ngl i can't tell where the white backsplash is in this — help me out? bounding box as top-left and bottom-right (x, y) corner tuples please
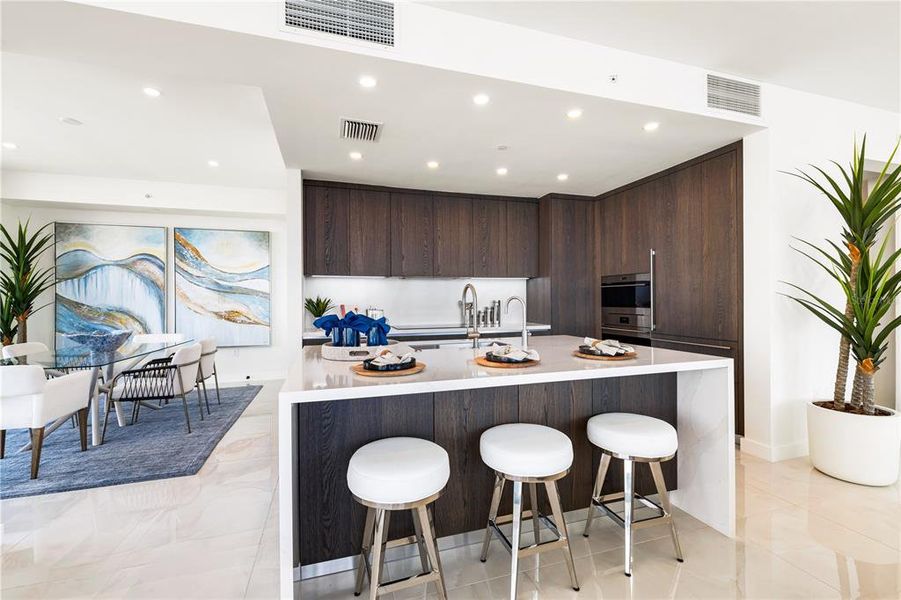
(303, 277), (529, 328)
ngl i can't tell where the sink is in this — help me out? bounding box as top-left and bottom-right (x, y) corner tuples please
(410, 339), (504, 350)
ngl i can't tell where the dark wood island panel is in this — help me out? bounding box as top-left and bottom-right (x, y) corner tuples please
(296, 375), (677, 566)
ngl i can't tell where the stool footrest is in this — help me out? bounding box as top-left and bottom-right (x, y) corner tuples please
(591, 493), (673, 530)
(487, 514), (567, 558)
(377, 570), (441, 595)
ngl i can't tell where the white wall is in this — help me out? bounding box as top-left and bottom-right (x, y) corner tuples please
(302, 277), (528, 331)
(741, 86), (900, 461)
(0, 171), (300, 382)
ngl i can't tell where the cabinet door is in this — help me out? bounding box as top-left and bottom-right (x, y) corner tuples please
(598, 193), (625, 275)
(390, 192), (434, 276)
(622, 185), (655, 275)
(548, 199), (595, 336)
(433, 194), (473, 277)
(472, 198), (507, 277)
(652, 152), (739, 341)
(347, 189), (390, 276)
(303, 184), (349, 275)
(506, 200), (539, 277)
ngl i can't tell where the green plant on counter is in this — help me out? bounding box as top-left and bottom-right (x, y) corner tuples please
(0, 220), (55, 344)
(0, 292), (18, 346)
(304, 295), (335, 318)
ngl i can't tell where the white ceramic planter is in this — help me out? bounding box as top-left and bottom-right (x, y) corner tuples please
(807, 401), (901, 486)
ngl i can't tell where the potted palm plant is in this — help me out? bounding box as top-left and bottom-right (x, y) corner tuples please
(786, 137), (901, 485)
(0, 220), (55, 343)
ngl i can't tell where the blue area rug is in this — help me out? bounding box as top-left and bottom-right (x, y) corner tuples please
(0, 385), (262, 499)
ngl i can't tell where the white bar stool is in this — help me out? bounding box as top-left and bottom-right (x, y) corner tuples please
(479, 423), (580, 599)
(347, 437), (450, 600)
(583, 412), (683, 576)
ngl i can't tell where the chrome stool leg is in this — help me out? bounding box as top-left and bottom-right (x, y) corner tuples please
(354, 508), (376, 596)
(584, 453), (611, 537)
(480, 470), (580, 599)
(584, 449), (682, 577)
(480, 475), (504, 562)
(650, 461), (684, 562)
(623, 459), (634, 577)
(545, 480), (580, 591)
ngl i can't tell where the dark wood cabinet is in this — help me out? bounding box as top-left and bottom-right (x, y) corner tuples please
(506, 200), (539, 277)
(347, 189), (390, 276)
(303, 184), (349, 276)
(433, 194), (473, 277)
(596, 141), (743, 433)
(390, 191), (435, 277)
(472, 199), (507, 277)
(528, 195), (597, 336)
(304, 180), (538, 279)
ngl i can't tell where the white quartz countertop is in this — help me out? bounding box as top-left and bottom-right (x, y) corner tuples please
(280, 335), (732, 403)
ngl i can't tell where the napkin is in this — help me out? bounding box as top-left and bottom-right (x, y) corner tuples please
(583, 337), (635, 356)
(489, 344), (540, 362)
(370, 349), (415, 366)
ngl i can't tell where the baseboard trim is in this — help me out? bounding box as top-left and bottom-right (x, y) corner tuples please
(740, 437), (808, 462)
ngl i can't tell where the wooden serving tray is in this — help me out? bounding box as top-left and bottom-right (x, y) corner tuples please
(475, 356), (540, 369)
(351, 362), (427, 377)
(572, 350), (638, 361)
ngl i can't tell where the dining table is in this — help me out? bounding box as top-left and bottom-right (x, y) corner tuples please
(5, 339), (193, 447)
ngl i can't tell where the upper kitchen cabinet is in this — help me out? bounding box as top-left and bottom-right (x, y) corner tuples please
(433, 194), (473, 277)
(347, 188), (391, 276)
(472, 198), (507, 277)
(653, 146), (741, 342)
(303, 182), (390, 276)
(390, 191), (435, 277)
(505, 200), (539, 277)
(303, 183), (350, 276)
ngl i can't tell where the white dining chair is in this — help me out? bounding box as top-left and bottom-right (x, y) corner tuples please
(103, 342), (203, 440)
(1, 342), (51, 360)
(0, 365), (94, 478)
(197, 338), (221, 407)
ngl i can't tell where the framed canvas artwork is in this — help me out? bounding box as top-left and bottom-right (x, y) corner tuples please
(174, 228), (271, 347)
(54, 223), (167, 352)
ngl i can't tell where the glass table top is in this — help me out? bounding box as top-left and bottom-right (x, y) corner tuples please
(3, 340), (193, 370)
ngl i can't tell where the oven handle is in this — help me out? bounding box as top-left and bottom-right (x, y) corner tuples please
(649, 248), (656, 332)
(600, 282), (649, 288)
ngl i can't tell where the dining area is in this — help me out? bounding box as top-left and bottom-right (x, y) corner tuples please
(0, 332), (235, 493)
(0, 216), (271, 498)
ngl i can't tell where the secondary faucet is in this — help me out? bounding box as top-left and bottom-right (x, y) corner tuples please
(505, 295), (529, 349)
(462, 283), (480, 348)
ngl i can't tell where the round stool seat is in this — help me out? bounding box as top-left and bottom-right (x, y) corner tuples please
(587, 413), (678, 459)
(480, 423), (573, 478)
(347, 437), (450, 505)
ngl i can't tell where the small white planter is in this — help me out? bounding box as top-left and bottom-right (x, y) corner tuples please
(807, 401), (901, 486)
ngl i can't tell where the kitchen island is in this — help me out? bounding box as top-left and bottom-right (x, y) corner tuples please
(277, 335), (734, 599)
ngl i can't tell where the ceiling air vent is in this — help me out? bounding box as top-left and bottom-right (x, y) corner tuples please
(285, 0), (395, 47)
(340, 118), (382, 142)
(707, 74), (761, 117)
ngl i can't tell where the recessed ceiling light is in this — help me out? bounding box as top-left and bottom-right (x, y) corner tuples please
(143, 87), (161, 98)
(2, 142), (18, 150)
(473, 93), (490, 106)
(349, 151), (363, 161)
(557, 173), (569, 181)
(358, 75), (377, 89)
(643, 121), (660, 132)
(496, 167), (508, 176)
(59, 117), (83, 126)
(566, 108), (583, 119)
(207, 159), (220, 168)
(427, 160), (439, 169)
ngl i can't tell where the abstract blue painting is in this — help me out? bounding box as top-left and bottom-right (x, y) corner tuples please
(55, 223), (166, 352)
(174, 228), (270, 347)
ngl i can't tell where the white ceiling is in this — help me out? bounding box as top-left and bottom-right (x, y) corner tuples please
(428, 0), (901, 112)
(1, 1), (758, 197)
(1, 53), (286, 189)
